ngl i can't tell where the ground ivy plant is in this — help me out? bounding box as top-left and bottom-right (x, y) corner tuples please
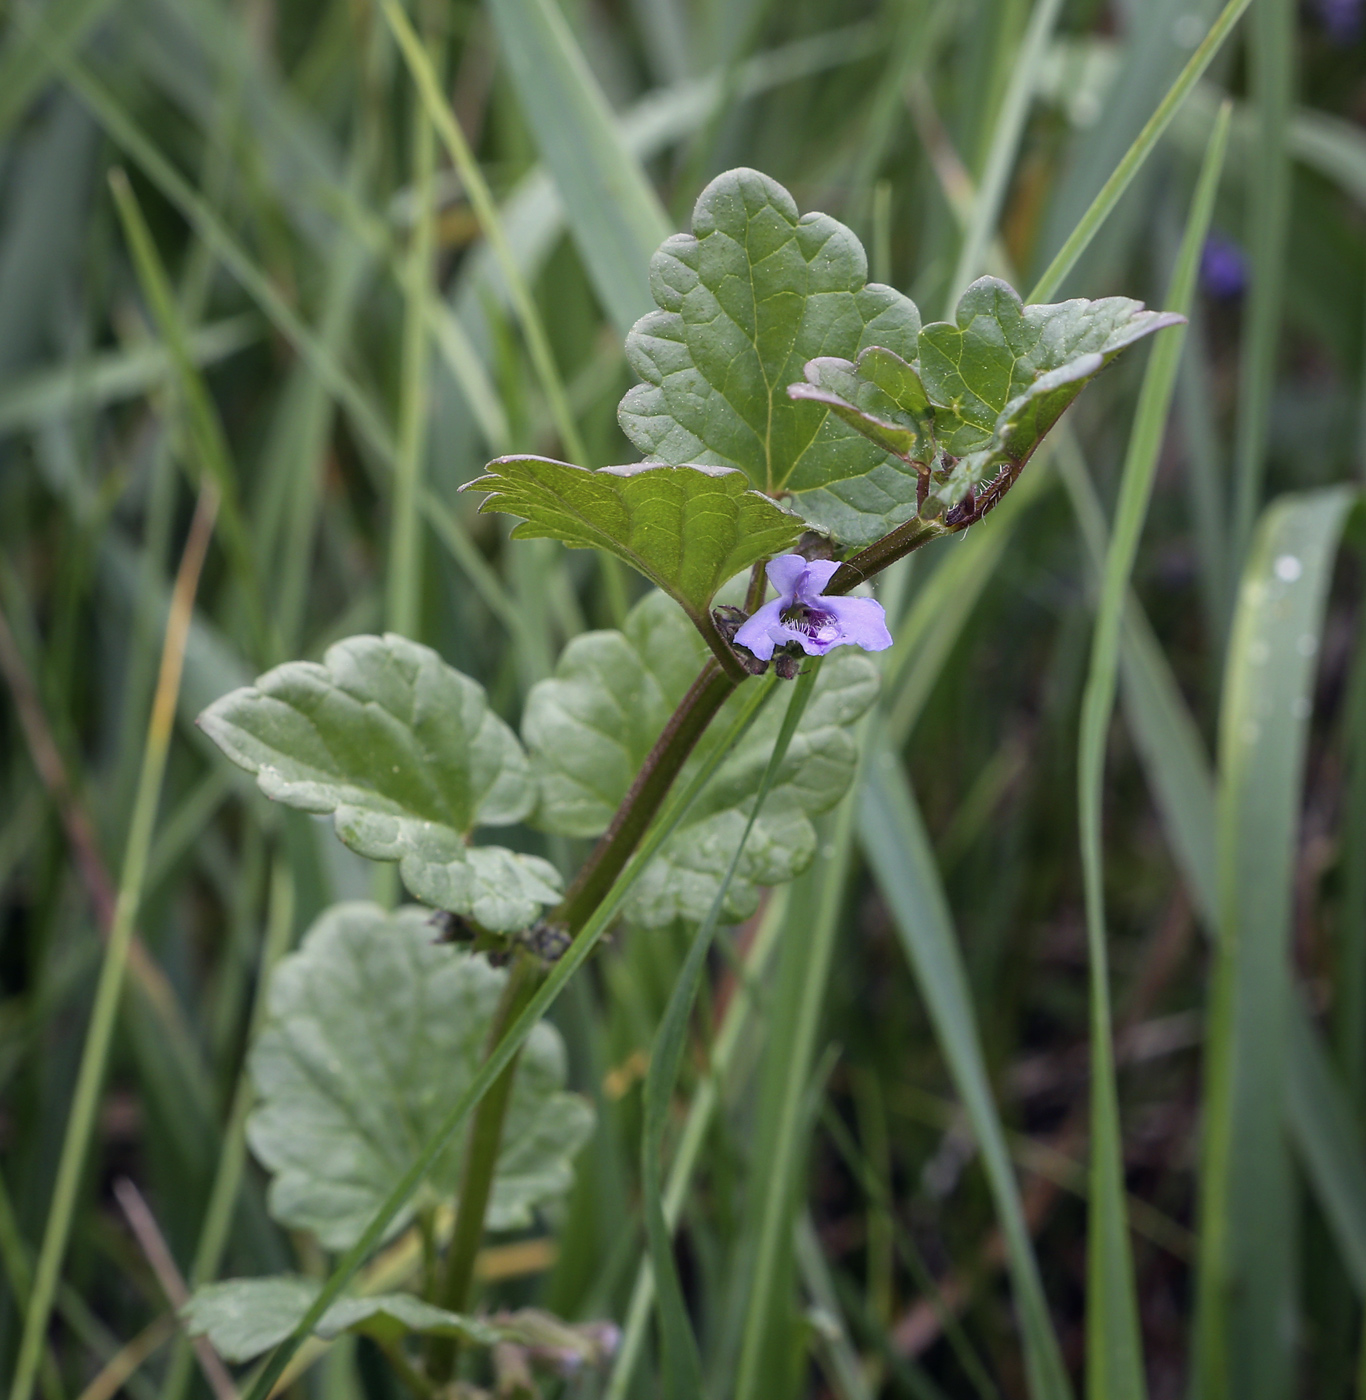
(193, 167), (1178, 1396)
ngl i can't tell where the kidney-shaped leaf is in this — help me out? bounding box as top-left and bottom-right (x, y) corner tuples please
(522, 591), (878, 925)
(198, 634), (560, 931)
(617, 166), (926, 546)
(464, 457), (802, 627)
(246, 903), (594, 1251)
(182, 1277), (500, 1363)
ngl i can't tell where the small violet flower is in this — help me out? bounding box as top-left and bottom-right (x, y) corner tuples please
(734, 555), (892, 662)
(1199, 234), (1247, 301)
(1317, 0), (1362, 43)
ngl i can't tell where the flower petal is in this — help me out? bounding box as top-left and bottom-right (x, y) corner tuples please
(823, 596), (893, 652)
(795, 558), (841, 600)
(765, 554), (809, 601)
(780, 621), (837, 656)
(734, 599), (786, 660)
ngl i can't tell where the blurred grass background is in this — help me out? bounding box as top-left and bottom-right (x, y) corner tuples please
(0, 0), (1364, 1396)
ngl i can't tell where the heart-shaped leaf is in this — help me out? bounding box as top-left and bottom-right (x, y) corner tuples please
(617, 166), (925, 546)
(464, 457), (802, 628)
(198, 634), (560, 931)
(800, 277), (1183, 514)
(182, 1278), (500, 1363)
(246, 902), (594, 1251)
(522, 591), (878, 925)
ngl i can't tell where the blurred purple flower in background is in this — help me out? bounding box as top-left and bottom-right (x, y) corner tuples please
(1316, 0), (1362, 42)
(735, 555), (892, 661)
(1200, 234), (1248, 300)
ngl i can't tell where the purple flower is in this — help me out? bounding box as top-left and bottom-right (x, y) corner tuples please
(734, 555), (892, 662)
(1317, 0), (1362, 42)
(1200, 234), (1247, 300)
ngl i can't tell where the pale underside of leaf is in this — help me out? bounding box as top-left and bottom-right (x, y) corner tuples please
(617, 166), (925, 546)
(198, 634), (560, 930)
(522, 591), (879, 925)
(181, 1277), (501, 1363)
(246, 903), (594, 1250)
(464, 456), (803, 623)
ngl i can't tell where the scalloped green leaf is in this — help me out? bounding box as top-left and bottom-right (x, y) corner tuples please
(463, 457), (802, 626)
(617, 166), (925, 546)
(197, 634), (560, 931)
(182, 1278), (500, 1363)
(789, 277), (1183, 512)
(522, 591), (879, 925)
(246, 903), (594, 1251)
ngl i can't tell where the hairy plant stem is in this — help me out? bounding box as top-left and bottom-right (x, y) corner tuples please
(552, 660), (741, 935)
(426, 953), (544, 1382)
(828, 516), (946, 594)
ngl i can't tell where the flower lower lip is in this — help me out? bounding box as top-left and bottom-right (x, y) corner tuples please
(781, 605), (838, 640)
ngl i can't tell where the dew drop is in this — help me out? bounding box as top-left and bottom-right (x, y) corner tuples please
(1274, 554), (1302, 583)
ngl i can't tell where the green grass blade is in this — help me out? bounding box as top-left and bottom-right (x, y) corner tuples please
(606, 885), (790, 1400)
(386, 85), (437, 640)
(108, 169), (270, 661)
(1339, 606), (1366, 1102)
(734, 751), (866, 1400)
(1229, 0), (1295, 574)
(126, 0), (510, 461)
(818, 1101), (1000, 1399)
(0, 0), (116, 136)
(946, 0), (1065, 308)
(794, 1212), (877, 1400)
(52, 45), (517, 665)
(642, 668), (803, 1399)
(485, 0), (671, 337)
(381, 0), (588, 468)
(1059, 407), (1366, 1339)
(446, 25), (880, 346)
(1073, 103), (1227, 1400)
(1027, 0), (1251, 302)
(1117, 609), (1218, 924)
(1054, 432), (1220, 926)
(1192, 484), (1359, 1400)
(0, 317), (257, 437)
(8, 488), (218, 1400)
(52, 49), (397, 464)
(158, 859), (296, 1400)
(1174, 307), (1233, 653)
(1287, 994), (1366, 1296)
(858, 739), (1072, 1400)
(884, 459), (1054, 746)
